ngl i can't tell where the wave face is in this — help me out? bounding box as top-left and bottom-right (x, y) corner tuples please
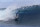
(14, 5), (40, 25)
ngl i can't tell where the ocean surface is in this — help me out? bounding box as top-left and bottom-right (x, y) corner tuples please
(0, 21), (40, 27)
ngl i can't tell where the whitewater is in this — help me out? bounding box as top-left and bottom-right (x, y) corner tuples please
(0, 4), (21, 21)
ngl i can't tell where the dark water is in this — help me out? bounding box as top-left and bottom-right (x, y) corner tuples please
(0, 22), (40, 27)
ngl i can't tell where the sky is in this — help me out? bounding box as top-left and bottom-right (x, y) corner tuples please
(0, 0), (40, 8)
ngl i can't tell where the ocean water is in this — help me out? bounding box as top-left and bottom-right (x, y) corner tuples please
(0, 21), (40, 27)
(0, 5), (40, 27)
(0, 12), (40, 27)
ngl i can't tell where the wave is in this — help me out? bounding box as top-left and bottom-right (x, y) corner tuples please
(0, 5), (40, 25)
(0, 4), (20, 21)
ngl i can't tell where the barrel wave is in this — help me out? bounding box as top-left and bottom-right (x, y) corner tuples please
(0, 5), (40, 25)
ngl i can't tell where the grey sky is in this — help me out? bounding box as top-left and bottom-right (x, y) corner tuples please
(0, 0), (40, 8)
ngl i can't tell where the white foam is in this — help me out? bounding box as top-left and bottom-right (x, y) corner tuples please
(0, 4), (20, 21)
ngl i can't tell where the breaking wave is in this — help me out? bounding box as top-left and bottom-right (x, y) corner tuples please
(0, 5), (40, 25)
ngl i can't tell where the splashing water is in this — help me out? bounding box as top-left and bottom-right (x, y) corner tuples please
(0, 4), (20, 21)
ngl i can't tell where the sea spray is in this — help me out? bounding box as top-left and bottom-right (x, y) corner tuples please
(0, 4), (20, 21)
